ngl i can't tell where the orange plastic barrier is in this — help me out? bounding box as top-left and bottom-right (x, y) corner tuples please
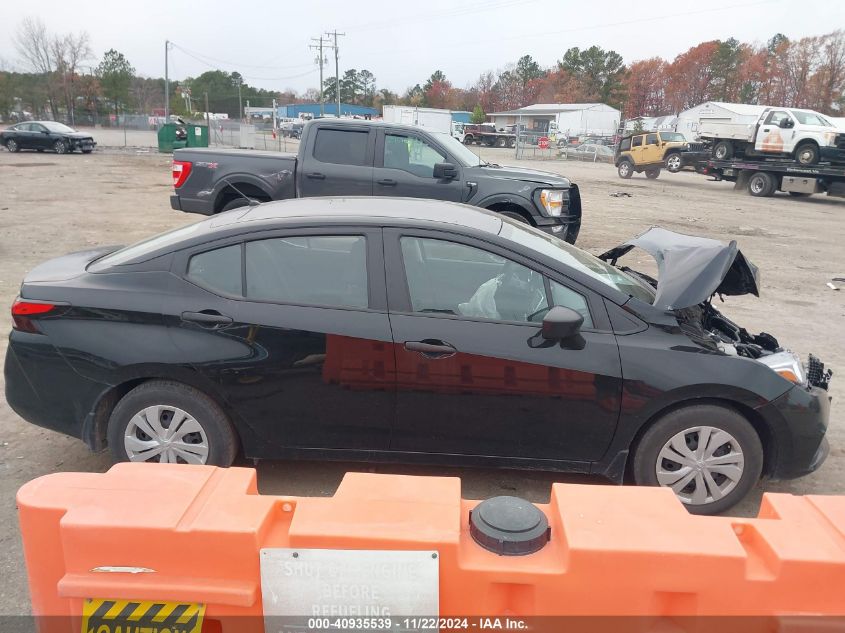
(17, 463), (845, 632)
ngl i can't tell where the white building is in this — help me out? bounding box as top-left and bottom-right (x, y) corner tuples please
(674, 102), (768, 142)
(489, 103), (621, 137)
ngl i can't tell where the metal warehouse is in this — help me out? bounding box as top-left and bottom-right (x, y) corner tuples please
(276, 103), (378, 119)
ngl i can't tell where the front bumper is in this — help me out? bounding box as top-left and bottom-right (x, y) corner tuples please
(756, 383), (832, 480)
(820, 146), (845, 164)
(71, 138), (96, 151)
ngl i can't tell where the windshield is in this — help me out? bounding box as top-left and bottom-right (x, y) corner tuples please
(41, 122), (76, 133)
(498, 219), (655, 303)
(791, 110), (832, 126)
(92, 221), (205, 268)
(430, 131), (482, 166)
(659, 132), (686, 142)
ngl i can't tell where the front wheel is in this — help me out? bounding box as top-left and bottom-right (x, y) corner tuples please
(108, 380), (238, 466)
(498, 210), (529, 224)
(617, 160), (633, 179)
(665, 153), (682, 173)
(632, 404), (763, 515)
(53, 139), (69, 154)
(5, 139), (20, 152)
(795, 143), (819, 165)
(463, 136), (474, 145)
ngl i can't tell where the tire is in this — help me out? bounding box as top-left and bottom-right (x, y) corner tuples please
(5, 139), (20, 153)
(53, 139), (68, 154)
(220, 197), (258, 213)
(794, 142), (819, 165)
(108, 380), (238, 467)
(645, 167), (661, 179)
(508, 137), (516, 148)
(665, 153), (682, 173)
(713, 141), (733, 160)
(498, 210), (529, 224)
(463, 135), (474, 145)
(617, 160), (633, 179)
(632, 404), (763, 515)
(495, 137), (507, 148)
(82, 149), (93, 154)
(748, 171), (776, 197)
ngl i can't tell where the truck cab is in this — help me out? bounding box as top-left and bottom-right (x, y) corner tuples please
(701, 108), (845, 165)
(615, 131), (692, 179)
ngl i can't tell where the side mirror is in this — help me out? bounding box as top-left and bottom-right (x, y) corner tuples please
(541, 306), (584, 345)
(42, 129), (50, 134)
(433, 162), (458, 179)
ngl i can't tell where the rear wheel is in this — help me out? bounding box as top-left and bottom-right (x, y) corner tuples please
(53, 139), (69, 154)
(645, 167), (661, 179)
(632, 404), (763, 515)
(748, 171), (777, 197)
(5, 139), (20, 152)
(220, 197), (260, 213)
(713, 141), (733, 160)
(617, 160), (633, 179)
(508, 137), (516, 148)
(665, 153), (682, 173)
(794, 142), (819, 165)
(108, 380), (238, 467)
(495, 137), (507, 148)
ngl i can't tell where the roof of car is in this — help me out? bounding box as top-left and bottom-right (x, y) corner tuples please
(212, 196), (504, 234)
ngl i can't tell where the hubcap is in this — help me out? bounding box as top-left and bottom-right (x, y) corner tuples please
(655, 426), (745, 506)
(798, 149), (813, 164)
(716, 146), (726, 159)
(750, 177), (764, 194)
(124, 405), (209, 464)
(668, 156), (680, 169)
(620, 164), (629, 176)
(8, 140), (17, 151)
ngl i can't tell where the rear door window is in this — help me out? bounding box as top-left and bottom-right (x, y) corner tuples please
(313, 128), (369, 166)
(646, 133), (658, 145)
(245, 235), (368, 308)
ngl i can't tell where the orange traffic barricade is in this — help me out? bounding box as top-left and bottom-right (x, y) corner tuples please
(17, 463), (845, 632)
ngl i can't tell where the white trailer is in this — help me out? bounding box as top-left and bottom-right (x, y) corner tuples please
(382, 106), (464, 141)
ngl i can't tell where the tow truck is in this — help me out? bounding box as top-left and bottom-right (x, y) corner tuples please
(702, 158), (845, 198)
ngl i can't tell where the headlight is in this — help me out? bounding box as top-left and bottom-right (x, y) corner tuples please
(824, 132), (837, 146)
(757, 350), (806, 385)
(539, 189), (566, 216)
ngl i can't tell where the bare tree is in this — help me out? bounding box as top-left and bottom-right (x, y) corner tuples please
(14, 17), (57, 117)
(53, 32), (92, 125)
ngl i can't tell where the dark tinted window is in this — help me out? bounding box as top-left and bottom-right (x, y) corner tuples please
(619, 137), (631, 151)
(246, 236), (368, 308)
(632, 136), (643, 147)
(313, 129), (369, 166)
(646, 133), (658, 145)
(188, 244), (243, 296)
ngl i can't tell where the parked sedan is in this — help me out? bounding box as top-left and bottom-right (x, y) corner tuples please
(1, 121), (96, 154)
(4, 198), (831, 514)
(561, 143), (615, 163)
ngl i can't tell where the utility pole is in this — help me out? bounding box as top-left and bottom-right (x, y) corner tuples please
(237, 81), (243, 122)
(164, 40), (170, 120)
(326, 30), (345, 117)
(205, 92), (210, 145)
(310, 37), (331, 117)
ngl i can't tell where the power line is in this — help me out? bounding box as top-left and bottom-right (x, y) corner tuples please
(170, 43), (315, 71)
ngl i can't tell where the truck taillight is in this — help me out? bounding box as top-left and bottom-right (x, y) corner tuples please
(172, 160), (192, 188)
(11, 299), (59, 334)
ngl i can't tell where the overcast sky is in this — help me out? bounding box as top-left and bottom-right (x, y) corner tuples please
(2, 0), (843, 103)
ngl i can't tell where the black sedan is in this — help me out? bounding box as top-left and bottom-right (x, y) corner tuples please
(4, 198), (832, 514)
(1, 121), (96, 154)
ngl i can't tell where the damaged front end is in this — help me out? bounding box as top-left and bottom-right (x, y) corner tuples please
(601, 227), (833, 392)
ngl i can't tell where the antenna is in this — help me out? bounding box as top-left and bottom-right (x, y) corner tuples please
(221, 177), (260, 208)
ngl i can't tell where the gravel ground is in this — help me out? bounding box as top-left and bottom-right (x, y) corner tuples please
(0, 139), (843, 614)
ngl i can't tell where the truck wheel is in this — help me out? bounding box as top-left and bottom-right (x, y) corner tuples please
(508, 137), (516, 148)
(795, 143), (819, 165)
(713, 141), (733, 160)
(748, 172), (776, 197)
(463, 135), (474, 145)
(665, 153), (682, 173)
(495, 137), (507, 148)
(645, 167), (661, 179)
(617, 160), (633, 179)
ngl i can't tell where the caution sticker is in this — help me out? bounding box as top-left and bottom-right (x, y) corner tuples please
(81, 598), (205, 633)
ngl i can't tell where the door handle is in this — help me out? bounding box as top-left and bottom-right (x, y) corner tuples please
(762, 128), (770, 132)
(306, 172), (325, 180)
(181, 310), (233, 328)
(377, 179), (397, 186)
(404, 340), (457, 358)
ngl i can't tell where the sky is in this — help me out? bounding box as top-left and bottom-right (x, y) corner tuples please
(2, 0), (844, 105)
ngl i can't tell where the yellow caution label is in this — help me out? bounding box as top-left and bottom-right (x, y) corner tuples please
(81, 598), (205, 633)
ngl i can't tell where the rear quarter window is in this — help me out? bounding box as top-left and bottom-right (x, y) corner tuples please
(619, 138), (631, 151)
(187, 244), (243, 296)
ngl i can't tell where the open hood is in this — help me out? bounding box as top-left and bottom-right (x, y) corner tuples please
(598, 227), (760, 310)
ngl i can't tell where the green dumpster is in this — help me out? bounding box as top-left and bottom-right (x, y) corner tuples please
(157, 124), (187, 153)
(185, 124), (209, 148)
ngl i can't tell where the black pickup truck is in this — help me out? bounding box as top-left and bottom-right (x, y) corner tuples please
(170, 118), (582, 242)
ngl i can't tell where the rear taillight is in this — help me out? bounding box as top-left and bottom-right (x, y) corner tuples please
(172, 160), (192, 188)
(12, 299), (59, 333)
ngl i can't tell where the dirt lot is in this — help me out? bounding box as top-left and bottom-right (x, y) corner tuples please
(0, 142), (843, 614)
